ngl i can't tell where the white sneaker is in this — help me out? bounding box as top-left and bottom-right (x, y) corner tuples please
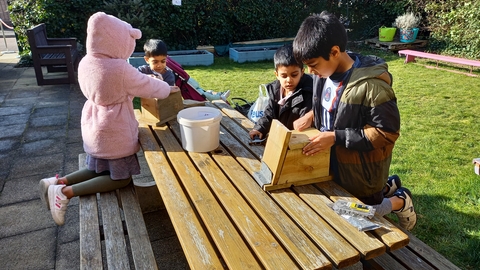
(220, 90), (231, 102)
(48, 185), (70, 226)
(39, 176), (58, 210)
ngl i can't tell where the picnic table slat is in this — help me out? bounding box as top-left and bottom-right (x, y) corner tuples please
(152, 124), (262, 269)
(270, 188), (360, 268)
(79, 194), (102, 269)
(389, 247), (436, 270)
(119, 185), (158, 269)
(363, 253), (408, 270)
(100, 191), (130, 269)
(138, 124), (224, 269)
(293, 184), (386, 260)
(315, 181), (410, 251)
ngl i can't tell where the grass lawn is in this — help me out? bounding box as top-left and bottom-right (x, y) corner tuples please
(164, 46), (480, 269)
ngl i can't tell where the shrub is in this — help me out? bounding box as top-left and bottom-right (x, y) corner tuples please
(425, 1), (480, 58)
(9, 0), (480, 59)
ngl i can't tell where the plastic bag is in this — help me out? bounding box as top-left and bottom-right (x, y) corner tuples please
(340, 215), (381, 232)
(247, 84), (269, 124)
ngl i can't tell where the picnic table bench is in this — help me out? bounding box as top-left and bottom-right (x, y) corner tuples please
(26, 23), (80, 85)
(135, 101), (464, 269)
(78, 154), (158, 270)
(398, 49), (480, 76)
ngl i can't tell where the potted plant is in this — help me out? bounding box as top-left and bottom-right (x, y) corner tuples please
(394, 12), (420, 43)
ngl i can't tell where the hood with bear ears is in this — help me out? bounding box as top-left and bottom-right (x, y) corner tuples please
(85, 12), (142, 60)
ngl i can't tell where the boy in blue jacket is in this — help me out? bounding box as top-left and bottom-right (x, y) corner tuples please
(292, 11), (416, 230)
(137, 39), (176, 86)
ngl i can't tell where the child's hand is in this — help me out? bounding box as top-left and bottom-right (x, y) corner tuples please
(170, 86), (180, 93)
(293, 111), (314, 131)
(302, 131), (335, 156)
(249, 129), (262, 139)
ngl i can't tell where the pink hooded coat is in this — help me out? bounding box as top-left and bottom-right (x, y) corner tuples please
(78, 12), (171, 159)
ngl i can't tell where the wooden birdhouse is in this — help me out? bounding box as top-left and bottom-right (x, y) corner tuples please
(141, 91), (183, 126)
(253, 119), (332, 191)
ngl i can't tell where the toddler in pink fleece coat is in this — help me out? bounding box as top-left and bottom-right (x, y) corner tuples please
(38, 12), (180, 226)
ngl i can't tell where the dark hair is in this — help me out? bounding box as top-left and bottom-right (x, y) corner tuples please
(293, 11), (347, 62)
(143, 39), (168, 57)
(274, 44), (303, 70)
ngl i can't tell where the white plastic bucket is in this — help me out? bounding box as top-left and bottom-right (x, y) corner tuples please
(177, 107), (222, 152)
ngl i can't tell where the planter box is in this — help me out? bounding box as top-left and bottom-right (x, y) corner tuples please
(128, 49), (213, 67)
(229, 45), (281, 63)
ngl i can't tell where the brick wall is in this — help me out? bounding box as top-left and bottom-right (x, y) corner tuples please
(0, 0), (11, 25)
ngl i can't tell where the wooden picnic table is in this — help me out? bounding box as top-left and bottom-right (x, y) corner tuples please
(136, 101), (409, 270)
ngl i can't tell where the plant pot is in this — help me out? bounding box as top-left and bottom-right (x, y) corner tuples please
(128, 50), (214, 67)
(229, 45), (281, 63)
(378, 27), (396, 42)
(399, 28), (419, 43)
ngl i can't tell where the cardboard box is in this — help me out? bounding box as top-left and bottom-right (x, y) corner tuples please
(473, 158), (480, 175)
(141, 91), (183, 126)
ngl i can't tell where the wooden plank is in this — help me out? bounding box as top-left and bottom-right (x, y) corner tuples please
(78, 154), (102, 270)
(141, 91), (183, 126)
(152, 124), (262, 269)
(138, 124), (224, 269)
(99, 191), (130, 269)
(389, 247), (436, 270)
(362, 253), (408, 270)
(385, 217), (462, 270)
(187, 150), (300, 269)
(195, 122), (332, 269)
(277, 147), (330, 186)
(270, 188), (360, 268)
(79, 194), (102, 270)
(119, 185), (158, 269)
(263, 175), (333, 191)
(289, 128), (319, 149)
(293, 184), (386, 260)
(315, 181), (410, 251)
(364, 38), (427, 52)
(262, 119), (291, 185)
(398, 50), (480, 67)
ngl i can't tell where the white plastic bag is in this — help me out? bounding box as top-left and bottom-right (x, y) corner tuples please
(248, 84), (269, 124)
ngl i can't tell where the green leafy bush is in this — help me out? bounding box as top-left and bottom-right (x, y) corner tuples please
(426, 1), (480, 58)
(9, 0), (479, 59)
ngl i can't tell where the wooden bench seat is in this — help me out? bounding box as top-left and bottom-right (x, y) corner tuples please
(78, 154), (158, 270)
(27, 23), (80, 85)
(398, 49), (480, 76)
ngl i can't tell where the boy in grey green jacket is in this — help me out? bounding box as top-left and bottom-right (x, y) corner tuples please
(292, 11), (416, 230)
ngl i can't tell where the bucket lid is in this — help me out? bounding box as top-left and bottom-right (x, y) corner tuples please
(177, 107), (222, 125)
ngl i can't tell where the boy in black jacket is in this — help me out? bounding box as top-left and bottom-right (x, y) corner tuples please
(249, 44), (313, 139)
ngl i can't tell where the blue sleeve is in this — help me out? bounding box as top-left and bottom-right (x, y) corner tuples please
(137, 65), (154, 75)
(163, 70), (176, 86)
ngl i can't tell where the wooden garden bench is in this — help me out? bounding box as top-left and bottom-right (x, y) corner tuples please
(78, 153), (158, 270)
(26, 23), (80, 85)
(398, 49), (480, 76)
